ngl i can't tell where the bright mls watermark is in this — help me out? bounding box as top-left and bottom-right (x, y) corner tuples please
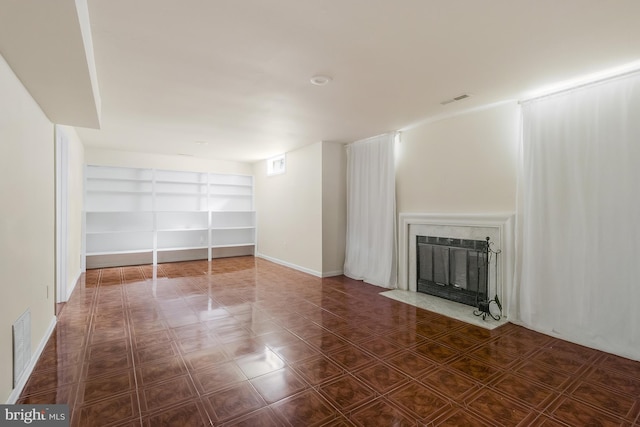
(1, 405), (68, 426)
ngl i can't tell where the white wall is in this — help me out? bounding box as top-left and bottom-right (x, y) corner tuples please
(59, 126), (85, 298)
(322, 142), (347, 276)
(254, 143), (323, 275)
(85, 147), (252, 175)
(396, 102), (519, 214)
(0, 54), (56, 402)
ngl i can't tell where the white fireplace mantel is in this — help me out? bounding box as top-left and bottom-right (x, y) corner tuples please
(398, 213), (515, 308)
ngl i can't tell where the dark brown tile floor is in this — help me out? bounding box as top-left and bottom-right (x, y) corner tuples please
(18, 257), (640, 426)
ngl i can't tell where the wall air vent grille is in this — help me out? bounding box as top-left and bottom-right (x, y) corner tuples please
(13, 309), (31, 387)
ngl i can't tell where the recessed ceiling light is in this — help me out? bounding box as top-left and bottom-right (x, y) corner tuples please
(194, 141), (209, 146)
(310, 75), (332, 86)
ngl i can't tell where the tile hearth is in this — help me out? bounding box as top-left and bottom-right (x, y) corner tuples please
(18, 257), (640, 426)
(381, 290), (508, 330)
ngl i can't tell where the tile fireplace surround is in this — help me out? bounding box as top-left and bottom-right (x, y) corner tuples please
(398, 213), (515, 314)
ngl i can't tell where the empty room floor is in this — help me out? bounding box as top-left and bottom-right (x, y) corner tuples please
(18, 257), (640, 426)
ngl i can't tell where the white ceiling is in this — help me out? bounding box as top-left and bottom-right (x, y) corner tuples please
(4, 1), (640, 163)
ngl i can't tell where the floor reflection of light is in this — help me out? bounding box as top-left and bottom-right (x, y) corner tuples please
(265, 347), (283, 369)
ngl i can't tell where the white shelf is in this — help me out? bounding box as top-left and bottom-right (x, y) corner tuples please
(210, 183), (252, 188)
(87, 190), (151, 194)
(86, 249), (153, 256)
(87, 177), (153, 183)
(156, 192), (208, 196)
(156, 180), (207, 185)
(211, 226), (255, 230)
(157, 246), (209, 252)
(87, 229), (154, 235)
(209, 193), (252, 197)
(156, 209), (208, 212)
(210, 210), (254, 213)
(86, 210), (154, 214)
(155, 191), (208, 196)
(210, 243), (255, 249)
(157, 227), (209, 232)
(84, 165), (255, 266)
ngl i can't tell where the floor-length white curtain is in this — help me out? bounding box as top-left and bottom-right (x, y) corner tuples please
(511, 72), (640, 360)
(344, 133), (396, 288)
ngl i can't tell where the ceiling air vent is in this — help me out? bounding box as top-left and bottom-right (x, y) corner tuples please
(440, 93), (471, 105)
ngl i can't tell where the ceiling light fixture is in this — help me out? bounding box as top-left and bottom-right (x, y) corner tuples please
(194, 141), (209, 146)
(310, 75), (332, 86)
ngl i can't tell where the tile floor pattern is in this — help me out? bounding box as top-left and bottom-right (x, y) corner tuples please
(18, 257), (640, 426)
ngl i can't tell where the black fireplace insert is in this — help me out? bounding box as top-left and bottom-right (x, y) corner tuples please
(416, 236), (489, 307)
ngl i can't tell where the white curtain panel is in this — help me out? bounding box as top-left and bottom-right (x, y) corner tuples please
(344, 133), (397, 288)
(512, 72), (640, 360)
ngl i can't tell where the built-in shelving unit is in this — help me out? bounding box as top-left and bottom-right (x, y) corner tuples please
(210, 211), (256, 248)
(84, 165), (255, 268)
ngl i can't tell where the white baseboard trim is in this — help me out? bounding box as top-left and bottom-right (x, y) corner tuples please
(321, 270), (344, 278)
(66, 269), (82, 301)
(256, 253), (323, 278)
(6, 316), (57, 404)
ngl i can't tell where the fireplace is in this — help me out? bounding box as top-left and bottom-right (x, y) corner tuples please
(416, 236), (489, 307)
(398, 213), (515, 319)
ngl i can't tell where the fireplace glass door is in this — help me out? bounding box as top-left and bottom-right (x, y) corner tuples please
(416, 236), (488, 307)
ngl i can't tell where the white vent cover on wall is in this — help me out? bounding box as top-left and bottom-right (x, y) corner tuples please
(13, 309), (31, 387)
